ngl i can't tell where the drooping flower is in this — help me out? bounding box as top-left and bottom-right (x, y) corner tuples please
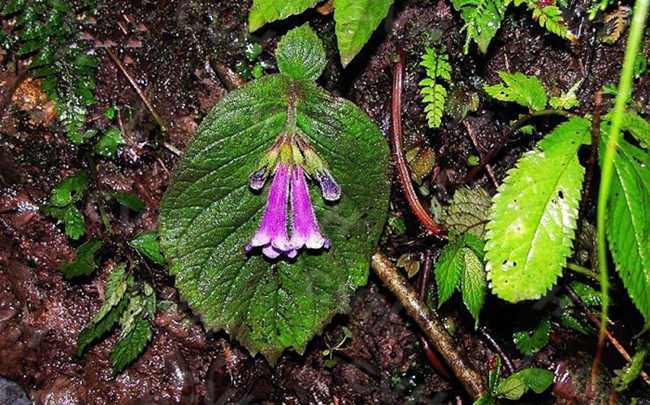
(246, 163), (293, 258)
(246, 134), (339, 259)
(289, 166), (330, 250)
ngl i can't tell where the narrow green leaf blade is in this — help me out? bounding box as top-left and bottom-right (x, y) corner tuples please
(607, 139), (650, 325)
(110, 318), (153, 374)
(461, 248), (486, 326)
(334, 0), (394, 66)
(248, 0), (319, 32)
(486, 117), (590, 302)
(59, 238), (104, 279)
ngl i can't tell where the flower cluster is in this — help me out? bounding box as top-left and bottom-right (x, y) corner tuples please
(245, 135), (340, 259)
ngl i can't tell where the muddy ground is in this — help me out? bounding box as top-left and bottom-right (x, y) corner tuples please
(1, 0), (649, 403)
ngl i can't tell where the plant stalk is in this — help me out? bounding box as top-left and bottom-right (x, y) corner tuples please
(593, 0), (649, 389)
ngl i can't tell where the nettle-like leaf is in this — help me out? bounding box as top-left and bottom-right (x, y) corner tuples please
(484, 71), (548, 112)
(612, 347), (647, 392)
(442, 186), (491, 238)
(129, 231), (165, 265)
(60, 238), (104, 279)
(549, 80), (582, 110)
(435, 234), (486, 326)
(451, 0), (508, 54)
(485, 117), (591, 302)
(603, 121), (650, 326)
(248, 0), (320, 32)
(334, 0), (394, 66)
(419, 47), (452, 129)
(160, 25), (390, 362)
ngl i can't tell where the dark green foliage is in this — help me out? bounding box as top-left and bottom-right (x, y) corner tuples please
(109, 192), (146, 212)
(513, 317), (550, 356)
(2, 0), (98, 143)
(59, 238), (103, 279)
(129, 231), (165, 265)
(110, 318), (153, 373)
(95, 128), (125, 158)
(45, 171), (88, 239)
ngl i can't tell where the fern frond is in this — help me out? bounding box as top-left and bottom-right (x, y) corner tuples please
(602, 6), (630, 44)
(419, 47), (452, 129)
(3, 0), (98, 144)
(528, 4), (577, 41)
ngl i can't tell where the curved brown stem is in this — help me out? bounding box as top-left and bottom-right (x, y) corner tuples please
(463, 109), (576, 184)
(391, 51), (445, 237)
(371, 252), (486, 400)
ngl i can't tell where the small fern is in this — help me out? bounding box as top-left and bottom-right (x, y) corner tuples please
(2, 0), (98, 144)
(419, 47), (452, 129)
(514, 0), (577, 41)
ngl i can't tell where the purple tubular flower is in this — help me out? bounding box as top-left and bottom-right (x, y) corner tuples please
(290, 166), (330, 250)
(316, 170), (341, 201)
(247, 163), (292, 257)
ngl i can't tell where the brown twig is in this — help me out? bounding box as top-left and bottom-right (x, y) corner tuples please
(565, 286), (650, 388)
(581, 91), (602, 215)
(105, 48), (168, 132)
(211, 60), (246, 91)
(391, 50), (445, 237)
(371, 252), (486, 400)
(463, 109), (575, 184)
(417, 251), (452, 379)
(479, 328), (515, 374)
(463, 120), (498, 188)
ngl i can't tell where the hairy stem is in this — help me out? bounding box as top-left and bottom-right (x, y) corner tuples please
(371, 252), (486, 400)
(593, 0), (649, 388)
(391, 50), (445, 237)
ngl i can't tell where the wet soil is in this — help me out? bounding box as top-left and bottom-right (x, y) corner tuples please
(1, 0), (649, 403)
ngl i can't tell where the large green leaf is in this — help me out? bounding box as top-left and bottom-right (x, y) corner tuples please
(160, 26), (390, 362)
(484, 71), (548, 112)
(606, 138), (650, 326)
(485, 117), (591, 302)
(334, 0), (394, 66)
(248, 0), (320, 32)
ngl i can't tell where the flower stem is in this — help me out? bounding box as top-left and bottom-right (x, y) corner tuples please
(593, 0), (649, 389)
(566, 262), (599, 282)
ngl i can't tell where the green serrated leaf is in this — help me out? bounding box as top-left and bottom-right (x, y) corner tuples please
(435, 238), (466, 306)
(461, 248), (486, 327)
(484, 71), (548, 112)
(451, 0), (508, 54)
(62, 205), (86, 240)
(443, 186), (491, 239)
(486, 117), (591, 302)
(606, 137), (650, 325)
(619, 111), (650, 148)
(49, 171), (88, 207)
(110, 318), (153, 374)
(248, 0), (319, 32)
(160, 30), (390, 362)
(129, 231), (165, 265)
(76, 264), (129, 355)
(275, 25), (326, 81)
(334, 0), (394, 66)
(496, 368), (553, 400)
(513, 316), (550, 355)
(95, 127), (125, 157)
(109, 192), (146, 212)
(59, 238), (104, 279)
(612, 347), (647, 392)
(529, 5), (576, 41)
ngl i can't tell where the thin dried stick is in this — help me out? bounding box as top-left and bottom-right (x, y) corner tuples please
(391, 51), (445, 237)
(581, 91), (602, 215)
(417, 251), (452, 379)
(479, 328), (515, 374)
(105, 48), (168, 132)
(463, 120), (498, 188)
(372, 252), (486, 400)
(565, 286), (650, 387)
